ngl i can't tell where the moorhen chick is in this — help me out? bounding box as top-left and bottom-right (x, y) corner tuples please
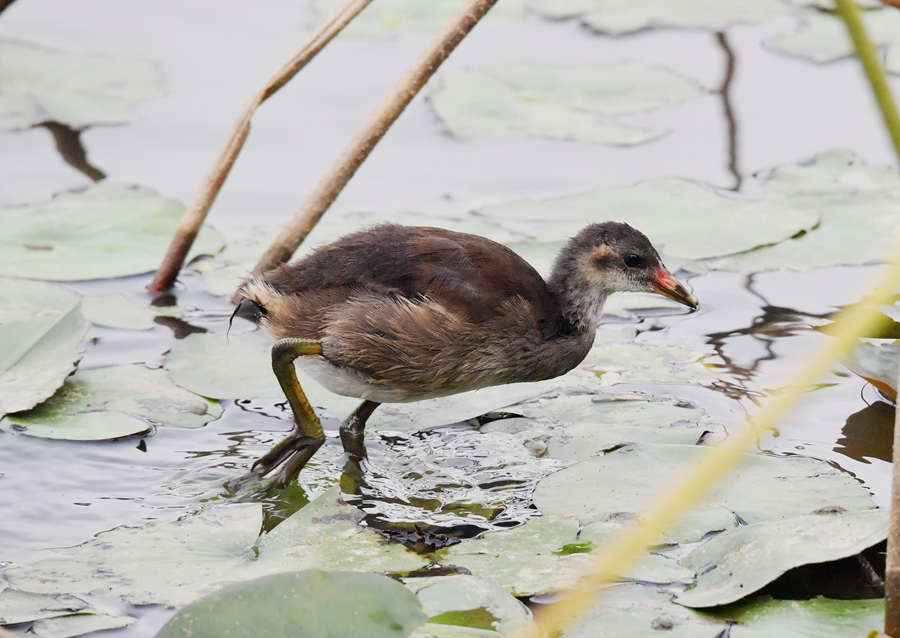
(234, 222), (696, 487)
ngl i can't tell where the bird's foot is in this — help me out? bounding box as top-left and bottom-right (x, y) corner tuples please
(226, 431), (325, 491)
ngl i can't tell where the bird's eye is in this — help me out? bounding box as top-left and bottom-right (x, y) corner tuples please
(624, 253), (643, 268)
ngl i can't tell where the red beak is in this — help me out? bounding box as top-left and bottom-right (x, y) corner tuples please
(652, 268), (697, 309)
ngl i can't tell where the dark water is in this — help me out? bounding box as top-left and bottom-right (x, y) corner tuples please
(1, 2), (898, 636)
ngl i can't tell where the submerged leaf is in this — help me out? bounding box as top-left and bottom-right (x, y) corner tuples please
(677, 509), (889, 608)
(0, 183), (224, 280)
(155, 570), (426, 638)
(0, 38), (162, 131)
(430, 64), (700, 145)
(0, 364), (223, 440)
(532, 0), (785, 35)
(0, 278), (88, 416)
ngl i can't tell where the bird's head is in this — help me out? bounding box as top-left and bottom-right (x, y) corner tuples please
(551, 222), (697, 327)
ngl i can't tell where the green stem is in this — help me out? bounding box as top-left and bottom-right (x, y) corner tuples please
(835, 0), (900, 160)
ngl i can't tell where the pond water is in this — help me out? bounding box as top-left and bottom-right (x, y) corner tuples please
(1, 1), (898, 636)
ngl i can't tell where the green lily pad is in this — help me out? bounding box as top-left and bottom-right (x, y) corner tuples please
(5, 489), (425, 607)
(839, 341), (899, 401)
(0, 278), (89, 416)
(155, 570), (426, 638)
(0, 588), (90, 625)
(79, 294), (181, 330)
(0, 364), (223, 440)
(533, 443), (876, 543)
(580, 341), (716, 385)
(716, 596), (884, 637)
(0, 38), (162, 131)
(313, 0), (525, 38)
(532, 0), (785, 35)
(559, 583), (724, 638)
(406, 575), (529, 634)
(437, 515), (691, 597)
(478, 178), (820, 260)
(764, 148), (899, 196)
(503, 396), (720, 459)
(429, 64), (700, 145)
(677, 509), (889, 608)
(0, 182), (224, 280)
(767, 8), (900, 73)
(24, 612), (136, 638)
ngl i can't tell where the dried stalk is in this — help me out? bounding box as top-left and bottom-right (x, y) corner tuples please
(249, 0), (501, 279)
(149, 0), (374, 294)
(0, 0), (16, 16)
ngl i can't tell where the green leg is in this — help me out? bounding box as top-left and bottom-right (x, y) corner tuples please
(339, 400), (380, 459)
(239, 338), (326, 489)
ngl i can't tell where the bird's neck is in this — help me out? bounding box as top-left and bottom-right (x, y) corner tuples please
(548, 268), (609, 335)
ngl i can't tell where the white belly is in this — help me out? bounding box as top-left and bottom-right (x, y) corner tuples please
(294, 356), (459, 404)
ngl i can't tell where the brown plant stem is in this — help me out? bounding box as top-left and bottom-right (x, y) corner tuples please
(149, 0), (373, 294)
(0, 0), (16, 16)
(249, 0), (501, 280)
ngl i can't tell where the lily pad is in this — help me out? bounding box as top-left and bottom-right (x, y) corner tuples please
(0, 278), (89, 416)
(478, 178), (820, 260)
(533, 443), (876, 543)
(0, 364), (223, 440)
(25, 612), (136, 638)
(429, 64), (700, 145)
(0, 182), (224, 280)
(5, 489), (425, 607)
(0, 589), (90, 625)
(839, 341), (899, 401)
(767, 8), (900, 73)
(79, 294), (182, 330)
(437, 514), (691, 596)
(677, 509), (889, 608)
(314, 0), (525, 38)
(406, 575), (529, 634)
(560, 583), (724, 638)
(717, 596), (884, 637)
(580, 341), (716, 385)
(531, 0), (785, 35)
(155, 570), (426, 638)
(0, 38), (162, 131)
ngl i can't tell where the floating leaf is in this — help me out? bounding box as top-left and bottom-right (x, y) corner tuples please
(314, 0), (525, 38)
(767, 8), (900, 72)
(713, 596), (884, 637)
(0, 183), (224, 280)
(155, 570), (426, 638)
(581, 341), (715, 385)
(0, 588), (90, 625)
(406, 575), (529, 634)
(764, 148), (899, 196)
(0, 38), (162, 131)
(430, 64), (700, 145)
(500, 396), (719, 459)
(5, 490), (424, 607)
(437, 515), (691, 596)
(479, 178), (820, 260)
(533, 443), (876, 543)
(532, 0), (785, 35)
(0, 278), (88, 416)
(677, 509), (889, 608)
(26, 612), (136, 638)
(0, 364), (222, 440)
(79, 294), (181, 330)
(560, 583), (724, 637)
(840, 341), (899, 401)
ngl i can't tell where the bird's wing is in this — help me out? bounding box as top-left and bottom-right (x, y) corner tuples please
(265, 224), (558, 325)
